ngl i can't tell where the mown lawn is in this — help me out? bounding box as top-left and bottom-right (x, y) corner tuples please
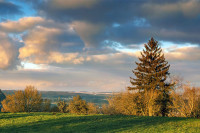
(0, 113), (199, 133)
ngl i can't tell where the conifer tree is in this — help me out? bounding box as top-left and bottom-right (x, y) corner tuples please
(128, 38), (174, 116)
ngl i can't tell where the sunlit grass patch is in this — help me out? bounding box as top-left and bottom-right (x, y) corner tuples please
(0, 113), (199, 133)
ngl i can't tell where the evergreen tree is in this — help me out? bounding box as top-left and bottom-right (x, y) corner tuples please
(128, 38), (174, 116)
(0, 89), (6, 112)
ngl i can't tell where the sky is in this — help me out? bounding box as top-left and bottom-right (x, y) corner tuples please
(0, 0), (200, 92)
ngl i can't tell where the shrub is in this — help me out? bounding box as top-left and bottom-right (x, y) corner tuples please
(57, 98), (67, 113)
(87, 102), (99, 114)
(68, 95), (88, 114)
(101, 104), (118, 115)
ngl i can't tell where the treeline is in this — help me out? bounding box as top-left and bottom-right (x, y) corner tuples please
(1, 84), (200, 117)
(1, 86), (99, 114)
(103, 82), (200, 118)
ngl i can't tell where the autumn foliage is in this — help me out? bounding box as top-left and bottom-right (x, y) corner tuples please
(1, 86), (42, 113)
(67, 95), (98, 114)
(102, 38), (200, 118)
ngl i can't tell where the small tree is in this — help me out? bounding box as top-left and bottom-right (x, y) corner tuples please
(24, 86), (42, 112)
(129, 38), (174, 116)
(1, 86), (42, 113)
(106, 92), (138, 115)
(1, 91), (25, 112)
(68, 95), (88, 114)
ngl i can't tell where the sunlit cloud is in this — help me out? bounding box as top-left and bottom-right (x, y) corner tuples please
(0, 17), (44, 32)
(0, 0), (199, 92)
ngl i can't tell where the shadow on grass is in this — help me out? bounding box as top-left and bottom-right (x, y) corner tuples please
(0, 114), (189, 133)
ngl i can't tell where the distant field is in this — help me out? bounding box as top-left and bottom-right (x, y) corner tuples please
(0, 113), (199, 133)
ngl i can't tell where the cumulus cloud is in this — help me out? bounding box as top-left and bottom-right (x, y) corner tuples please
(0, 32), (19, 69)
(0, 17), (45, 32)
(19, 25), (84, 64)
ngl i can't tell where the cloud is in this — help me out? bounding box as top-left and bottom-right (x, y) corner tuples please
(34, 0), (200, 46)
(33, 0), (145, 47)
(0, 66), (130, 92)
(71, 21), (105, 47)
(19, 25), (84, 64)
(142, 0), (200, 18)
(0, 32), (19, 69)
(26, 52), (84, 64)
(0, 17), (45, 32)
(165, 46), (200, 61)
(50, 0), (99, 9)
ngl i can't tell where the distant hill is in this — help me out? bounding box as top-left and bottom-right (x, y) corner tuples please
(0, 89), (6, 101)
(2, 90), (112, 106)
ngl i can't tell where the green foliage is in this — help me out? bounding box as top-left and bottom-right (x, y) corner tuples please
(0, 113), (199, 133)
(0, 89), (6, 111)
(0, 89), (6, 102)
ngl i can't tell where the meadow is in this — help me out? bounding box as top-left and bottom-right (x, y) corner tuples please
(0, 113), (199, 133)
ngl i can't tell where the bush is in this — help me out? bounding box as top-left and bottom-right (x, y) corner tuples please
(101, 104), (118, 115)
(57, 98), (67, 113)
(87, 102), (99, 114)
(68, 95), (88, 114)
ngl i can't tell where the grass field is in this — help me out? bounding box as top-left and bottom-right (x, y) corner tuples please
(0, 113), (199, 133)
